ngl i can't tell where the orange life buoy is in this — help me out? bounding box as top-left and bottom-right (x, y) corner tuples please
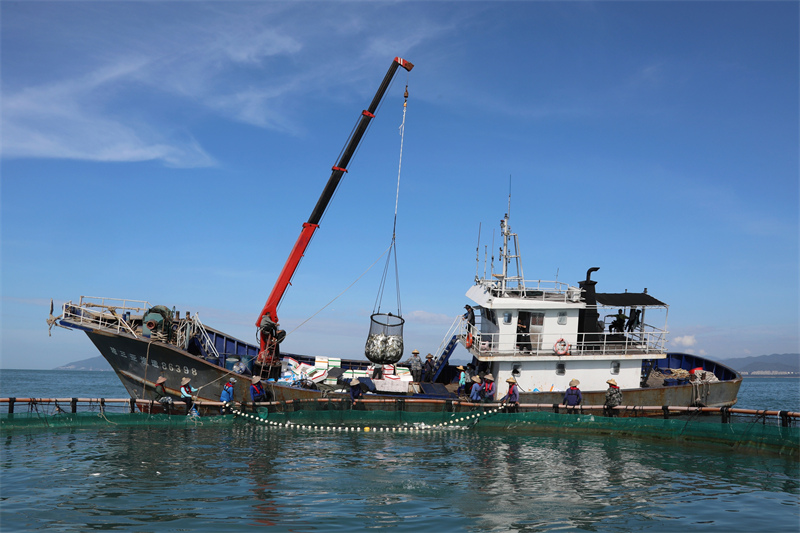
(554, 338), (570, 355)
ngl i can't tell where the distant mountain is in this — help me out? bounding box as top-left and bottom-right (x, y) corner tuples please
(718, 353), (799, 376)
(54, 355), (113, 372)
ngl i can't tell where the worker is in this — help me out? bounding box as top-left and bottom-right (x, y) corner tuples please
(456, 366), (468, 397)
(349, 378), (363, 402)
(563, 379), (582, 411)
(220, 377), (237, 414)
(463, 305), (476, 348)
(180, 377), (198, 416)
(250, 376), (267, 411)
(422, 353), (435, 382)
(500, 377), (519, 412)
(154, 376), (173, 413)
(469, 375), (483, 402)
(481, 374), (495, 402)
(404, 350), (423, 382)
(604, 378), (622, 417)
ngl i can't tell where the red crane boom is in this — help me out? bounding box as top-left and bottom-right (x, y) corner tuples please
(255, 57), (414, 353)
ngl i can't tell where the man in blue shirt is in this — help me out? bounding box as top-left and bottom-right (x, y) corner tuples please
(469, 375), (483, 402)
(219, 377), (236, 414)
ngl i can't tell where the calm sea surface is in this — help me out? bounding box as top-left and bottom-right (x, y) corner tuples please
(1, 370), (798, 532)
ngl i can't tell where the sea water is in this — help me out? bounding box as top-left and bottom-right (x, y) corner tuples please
(1, 370), (798, 532)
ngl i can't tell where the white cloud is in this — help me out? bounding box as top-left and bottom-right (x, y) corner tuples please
(671, 335), (697, 347)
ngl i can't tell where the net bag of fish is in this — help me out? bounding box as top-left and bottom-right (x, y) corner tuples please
(365, 313), (404, 364)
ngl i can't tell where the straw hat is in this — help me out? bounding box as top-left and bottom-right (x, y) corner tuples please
(156, 376), (167, 385)
(426, 353), (433, 359)
(569, 379), (580, 387)
(471, 376), (481, 383)
(251, 376), (262, 384)
(606, 379), (617, 386)
(350, 378), (360, 386)
(457, 365), (464, 370)
(484, 374), (494, 381)
(180, 377), (191, 386)
(229, 377), (237, 384)
(412, 349), (420, 354)
(506, 377), (517, 383)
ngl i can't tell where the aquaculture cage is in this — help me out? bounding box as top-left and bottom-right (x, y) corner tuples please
(365, 313), (405, 364)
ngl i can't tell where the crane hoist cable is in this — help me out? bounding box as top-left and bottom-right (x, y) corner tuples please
(373, 83), (408, 317)
(365, 82), (410, 365)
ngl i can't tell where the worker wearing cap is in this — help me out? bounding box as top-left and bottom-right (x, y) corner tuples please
(220, 376), (237, 414)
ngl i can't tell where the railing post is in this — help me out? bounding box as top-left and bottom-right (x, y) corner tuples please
(662, 405), (669, 419)
(100, 398), (105, 414)
(71, 398), (78, 413)
(130, 398), (136, 413)
(8, 398), (15, 414)
(780, 410), (790, 428)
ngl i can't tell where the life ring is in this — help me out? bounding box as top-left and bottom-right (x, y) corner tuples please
(554, 338), (570, 355)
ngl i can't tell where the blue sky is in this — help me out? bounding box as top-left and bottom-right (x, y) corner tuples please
(2, 1), (798, 370)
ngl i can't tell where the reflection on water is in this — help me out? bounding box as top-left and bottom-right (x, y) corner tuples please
(1, 424), (797, 532)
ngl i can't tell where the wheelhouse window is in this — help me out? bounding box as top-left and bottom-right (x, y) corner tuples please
(556, 363), (565, 376)
(611, 361), (620, 375)
(503, 312), (512, 324)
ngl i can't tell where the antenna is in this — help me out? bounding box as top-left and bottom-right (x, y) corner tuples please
(474, 222), (482, 282)
(507, 174), (512, 220)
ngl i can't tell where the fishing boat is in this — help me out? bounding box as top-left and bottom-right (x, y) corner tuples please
(48, 57), (742, 415)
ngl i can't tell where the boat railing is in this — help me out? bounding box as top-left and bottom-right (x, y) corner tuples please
(476, 279), (582, 303)
(183, 313), (220, 359)
(470, 322), (667, 358)
(62, 296), (151, 336)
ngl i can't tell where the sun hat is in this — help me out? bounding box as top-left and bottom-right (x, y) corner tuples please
(426, 353), (433, 359)
(412, 349), (419, 354)
(350, 378), (360, 386)
(485, 374), (494, 381)
(569, 379), (580, 387)
(180, 377), (191, 386)
(471, 376), (481, 383)
(606, 379), (617, 386)
(252, 376), (262, 384)
(229, 377), (237, 383)
(457, 365), (464, 370)
(506, 377), (517, 383)
(156, 376), (167, 384)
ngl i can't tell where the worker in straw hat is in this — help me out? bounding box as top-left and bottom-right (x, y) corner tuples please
(563, 379), (582, 411)
(500, 376), (519, 412)
(469, 375), (483, 402)
(404, 349), (422, 382)
(481, 374), (495, 402)
(154, 375), (173, 412)
(179, 376), (198, 415)
(349, 378), (363, 402)
(422, 353), (435, 382)
(250, 375), (268, 409)
(456, 365), (468, 397)
(604, 378), (622, 417)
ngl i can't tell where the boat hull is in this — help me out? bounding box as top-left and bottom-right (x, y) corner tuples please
(74, 325), (741, 416)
